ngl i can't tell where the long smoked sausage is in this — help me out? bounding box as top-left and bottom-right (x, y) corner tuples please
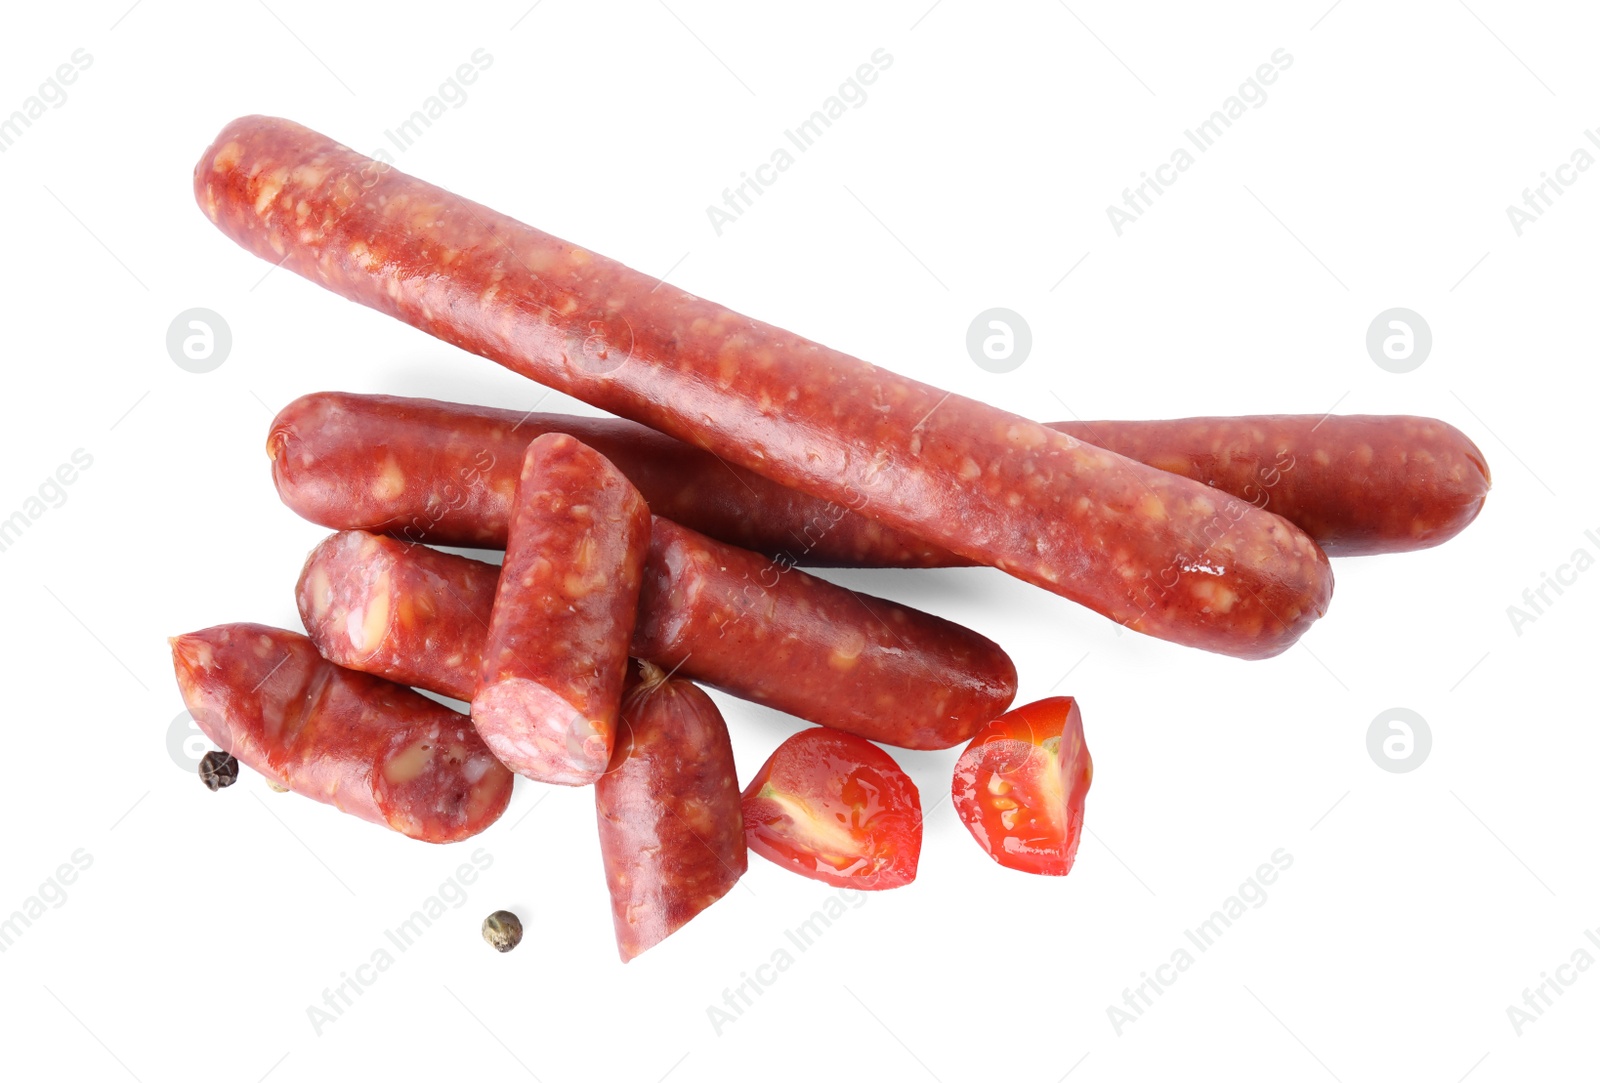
(269, 391), (951, 565)
(296, 527), (1015, 751)
(271, 392), (1490, 561)
(198, 116), (1332, 659)
(170, 623), (512, 842)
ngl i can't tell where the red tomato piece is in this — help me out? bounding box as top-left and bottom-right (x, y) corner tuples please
(951, 697), (1093, 876)
(741, 728), (922, 890)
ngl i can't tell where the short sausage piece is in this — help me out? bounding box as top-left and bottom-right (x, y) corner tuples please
(271, 393), (1488, 561)
(170, 623), (512, 842)
(295, 530), (493, 699)
(199, 116), (1332, 659)
(596, 663), (746, 962)
(297, 528), (1016, 751)
(473, 434), (650, 786)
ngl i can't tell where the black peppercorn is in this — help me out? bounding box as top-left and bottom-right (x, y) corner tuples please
(199, 750), (239, 791)
(482, 910), (523, 953)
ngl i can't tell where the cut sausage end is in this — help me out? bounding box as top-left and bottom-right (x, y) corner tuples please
(471, 679), (611, 787)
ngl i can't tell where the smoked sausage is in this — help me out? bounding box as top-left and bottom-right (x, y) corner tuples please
(198, 116), (1332, 659)
(596, 663), (745, 961)
(271, 392), (1490, 561)
(269, 390), (951, 565)
(296, 527), (1015, 750)
(473, 434), (650, 785)
(170, 623), (512, 842)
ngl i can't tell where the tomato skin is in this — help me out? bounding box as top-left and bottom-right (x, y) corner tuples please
(951, 697), (1092, 876)
(741, 728), (922, 890)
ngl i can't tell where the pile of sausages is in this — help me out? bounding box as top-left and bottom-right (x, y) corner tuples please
(172, 116), (1492, 961)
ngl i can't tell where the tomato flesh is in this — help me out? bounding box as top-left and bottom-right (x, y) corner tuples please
(951, 697), (1092, 876)
(741, 728), (922, 890)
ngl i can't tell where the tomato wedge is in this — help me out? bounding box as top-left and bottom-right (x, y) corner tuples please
(951, 697), (1092, 876)
(741, 728), (922, 890)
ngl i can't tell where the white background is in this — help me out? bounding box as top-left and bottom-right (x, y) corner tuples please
(1, 1), (1595, 1080)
